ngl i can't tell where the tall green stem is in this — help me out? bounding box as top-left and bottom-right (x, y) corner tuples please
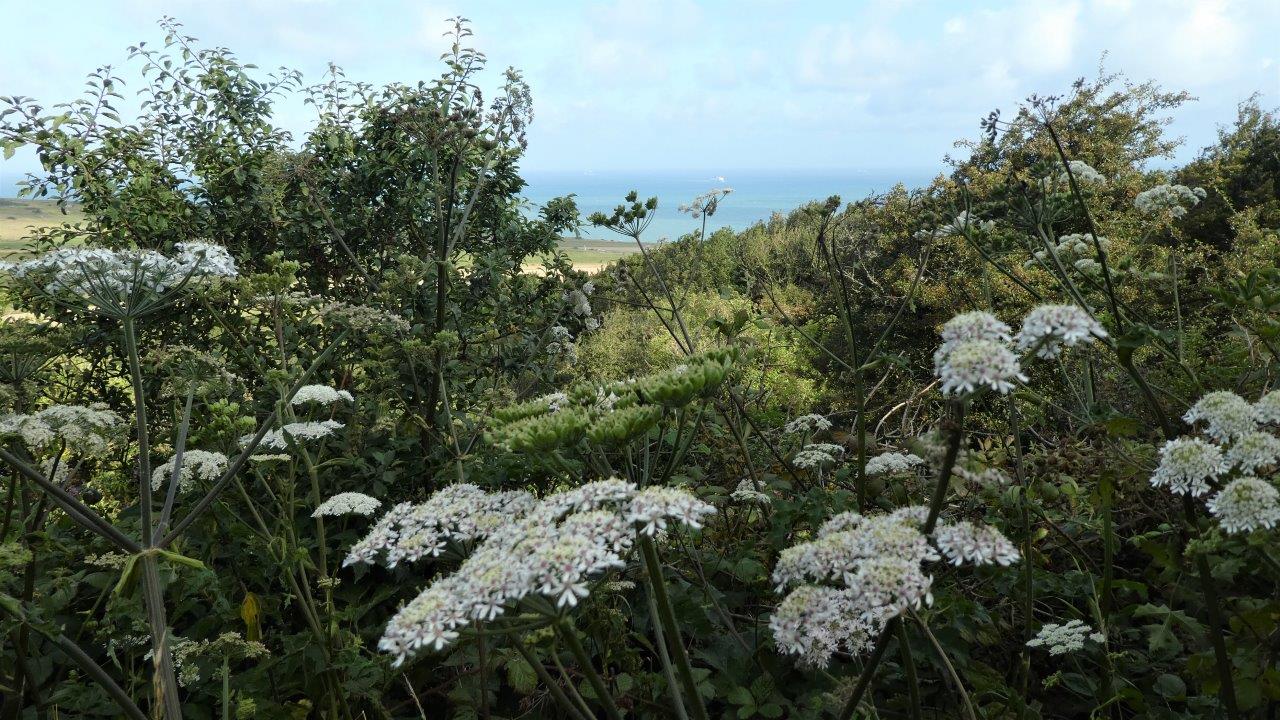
(639, 535), (710, 720)
(1006, 396), (1034, 709)
(897, 621), (923, 720)
(557, 620), (623, 720)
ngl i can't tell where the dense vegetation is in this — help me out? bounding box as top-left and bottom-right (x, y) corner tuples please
(2, 19), (1280, 720)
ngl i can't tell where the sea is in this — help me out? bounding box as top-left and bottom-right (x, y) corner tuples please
(521, 169), (935, 241)
(2, 168), (937, 242)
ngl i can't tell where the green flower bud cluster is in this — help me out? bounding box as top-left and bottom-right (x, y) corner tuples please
(488, 348), (740, 454)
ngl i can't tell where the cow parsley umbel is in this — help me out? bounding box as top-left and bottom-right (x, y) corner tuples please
(1207, 477), (1280, 534)
(1016, 304), (1107, 359)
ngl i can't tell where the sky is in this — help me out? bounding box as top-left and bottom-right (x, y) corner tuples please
(2, 0), (1279, 187)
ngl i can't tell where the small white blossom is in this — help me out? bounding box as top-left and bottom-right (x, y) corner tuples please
(935, 339), (1027, 396)
(1150, 438), (1225, 497)
(291, 385), (355, 406)
(933, 521), (1020, 566)
(1016, 305), (1107, 359)
(1225, 431), (1280, 473)
(938, 311), (1011, 354)
(151, 450), (229, 492)
(784, 414), (833, 435)
(731, 479), (771, 505)
(1207, 476), (1280, 534)
(1134, 184), (1206, 218)
(1254, 390), (1280, 425)
(1184, 391), (1258, 442)
(246, 420), (345, 450)
(1057, 160), (1106, 186)
(864, 452), (924, 476)
(0, 404), (124, 456)
(1027, 619), (1100, 656)
(313, 492), (382, 518)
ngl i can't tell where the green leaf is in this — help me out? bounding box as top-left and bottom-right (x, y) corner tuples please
(1153, 673), (1186, 700)
(505, 657), (537, 695)
(758, 703), (784, 718)
(727, 686), (754, 706)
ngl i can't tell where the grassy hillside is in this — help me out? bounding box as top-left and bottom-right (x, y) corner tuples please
(0, 198), (635, 269)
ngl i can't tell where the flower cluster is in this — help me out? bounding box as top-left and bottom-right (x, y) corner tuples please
(313, 492), (382, 518)
(0, 403), (124, 456)
(1206, 477), (1280, 534)
(1026, 233), (1113, 271)
(291, 385), (355, 406)
(1257, 390), (1280, 425)
(730, 478), (771, 505)
(151, 449), (229, 492)
(350, 479), (713, 665)
(1015, 305), (1107, 359)
(769, 508), (1016, 667)
(1183, 391), (1257, 442)
(934, 311), (1026, 396)
(933, 521), (1020, 566)
(1134, 184), (1206, 218)
(793, 443), (845, 470)
(784, 413), (832, 435)
(1026, 619), (1103, 656)
(1056, 160), (1106, 186)
(864, 452), (924, 476)
(1149, 390), (1280, 534)
(1, 243), (237, 313)
(245, 420), (345, 450)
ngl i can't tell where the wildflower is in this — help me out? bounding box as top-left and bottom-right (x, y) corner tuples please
(1184, 390), (1257, 442)
(1026, 619), (1100, 655)
(0, 404), (124, 456)
(784, 413), (832, 435)
(935, 339), (1026, 396)
(151, 449), (229, 492)
(769, 585), (873, 668)
(1016, 305), (1107, 358)
(246, 420), (344, 450)
(291, 385), (355, 406)
(1134, 184), (1206, 218)
(793, 445), (843, 470)
(362, 479), (712, 665)
(818, 511), (864, 537)
(1057, 160), (1106, 186)
(731, 478), (771, 505)
(1150, 438), (1225, 497)
(864, 452), (924, 476)
(933, 521), (1020, 566)
(938, 311), (1011, 353)
(313, 492), (382, 518)
(1257, 391), (1280, 425)
(1073, 258), (1102, 274)
(1225, 431), (1280, 473)
(1207, 476), (1280, 534)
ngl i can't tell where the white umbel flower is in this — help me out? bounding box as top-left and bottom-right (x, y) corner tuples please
(1254, 390), (1280, 425)
(935, 339), (1027, 396)
(151, 450), (229, 492)
(731, 479), (771, 505)
(864, 452), (924, 476)
(1057, 160), (1106, 185)
(1207, 477), (1280, 534)
(1225, 431), (1280, 473)
(933, 521), (1020, 566)
(313, 492), (381, 518)
(793, 443), (844, 470)
(938, 311), (1011, 353)
(352, 478), (712, 666)
(784, 414), (833, 435)
(246, 420), (345, 450)
(1026, 619), (1101, 655)
(0, 404), (124, 456)
(291, 385), (355, 406)
(1183, 391), (1258, 442)
(1015, 305), (1107, 359)
(1134, 184), (1206, 218)
(1150, 438), (1225, 497)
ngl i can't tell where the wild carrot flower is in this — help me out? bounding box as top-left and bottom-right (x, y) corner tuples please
(291, 385), (355, 406)
(247, 420), (345, 450)
(864, 452), (924, 476)
(784, 413), (832, 435)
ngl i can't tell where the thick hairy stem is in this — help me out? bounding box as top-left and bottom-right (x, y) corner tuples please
(510, 638), (589, 720)
(897, 621), (923, 720)
(140, 554), (183, 719)
(557, 620), (623, 720)
(1006, 397), (1034, 709)
(639, 535), (711, 720)
(645, 571), (691, 720)
(1184, 498), (1241, 720)
(123, 318), (155, 534)
(836, 620), (896, 720)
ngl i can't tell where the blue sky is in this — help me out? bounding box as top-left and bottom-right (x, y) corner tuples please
(2, 0), (1279, 186)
